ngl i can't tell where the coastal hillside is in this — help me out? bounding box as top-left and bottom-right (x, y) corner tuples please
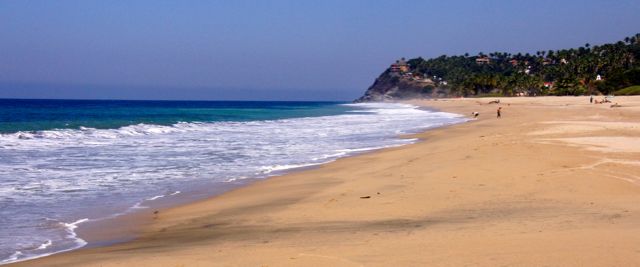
(356, 33), (640, 101)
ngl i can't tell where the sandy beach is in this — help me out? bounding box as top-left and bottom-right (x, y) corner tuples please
(12, 96), (640, 266)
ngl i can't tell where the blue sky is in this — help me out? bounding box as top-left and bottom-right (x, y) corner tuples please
(0, 0), (638, 100)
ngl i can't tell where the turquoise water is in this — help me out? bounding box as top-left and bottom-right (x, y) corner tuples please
(0, 99), (350, 133)
(0, 99), (465, 264)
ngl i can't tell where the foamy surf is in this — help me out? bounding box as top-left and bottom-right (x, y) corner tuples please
(0, 102), (466, 264)
(0, 218), (88, 264)
(259, 162), (326, 175)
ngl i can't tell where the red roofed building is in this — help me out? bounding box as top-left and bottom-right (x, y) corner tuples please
(390, 58), (409, 73)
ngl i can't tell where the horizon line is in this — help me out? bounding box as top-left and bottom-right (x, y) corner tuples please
(0, 97), (350, 102)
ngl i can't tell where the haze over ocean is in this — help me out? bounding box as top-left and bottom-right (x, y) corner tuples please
(1, 0), (639, 100)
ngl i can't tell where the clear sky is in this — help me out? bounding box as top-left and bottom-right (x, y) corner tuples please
(0, 0), (638, 101)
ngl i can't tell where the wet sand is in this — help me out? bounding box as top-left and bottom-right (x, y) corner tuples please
(12, 96), (640, 266)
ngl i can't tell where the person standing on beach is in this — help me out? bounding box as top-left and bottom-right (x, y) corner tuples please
(590, 95), (593, 103)
(497, 107), (502, 118)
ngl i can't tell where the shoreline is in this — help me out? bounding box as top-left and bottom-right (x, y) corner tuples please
(3, 103), (465, 265)
(72, 139), (434, 253)
(11, 96), (640, 266)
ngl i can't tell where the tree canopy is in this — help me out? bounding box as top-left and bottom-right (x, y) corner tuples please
(404, 33), (640, 96)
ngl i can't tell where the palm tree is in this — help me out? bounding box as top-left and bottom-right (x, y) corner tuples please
(578, 46), (586, 55)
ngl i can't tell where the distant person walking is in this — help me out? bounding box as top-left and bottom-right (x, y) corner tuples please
(590, 95), (593, 103)
(497, 107), (502, 118)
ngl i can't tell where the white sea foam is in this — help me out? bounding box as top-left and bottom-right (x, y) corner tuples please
(146, 195), (165, 201)
(0, 219), (88, 264)
(63, 219), (89, 243)
(259, 162), (326, 175)
(0, 252), (22, 264)
(311, 152), (347, 161)
(130, 202), (148, 210)
(35, 240), (52, 250)
(0, 103), (466, 264)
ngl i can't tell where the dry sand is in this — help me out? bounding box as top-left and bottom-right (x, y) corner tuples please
(12, 96), (640, 266)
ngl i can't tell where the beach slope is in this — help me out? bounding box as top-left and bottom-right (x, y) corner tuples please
(13, 96), (640, 266)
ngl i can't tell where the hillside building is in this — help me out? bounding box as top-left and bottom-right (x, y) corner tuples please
(390, 58), (410, 72)
(475, 56), (490, 65)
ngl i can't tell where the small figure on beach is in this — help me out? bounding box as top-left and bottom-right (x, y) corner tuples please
(496, 107), (502, 118)
(590, 95), (593, 103)
(472, 111), (479, 118)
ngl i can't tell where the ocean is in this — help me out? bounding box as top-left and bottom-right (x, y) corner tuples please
(0, 99), (465, 264)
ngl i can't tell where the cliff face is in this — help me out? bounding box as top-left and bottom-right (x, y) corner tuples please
(355, 70), (445, 102)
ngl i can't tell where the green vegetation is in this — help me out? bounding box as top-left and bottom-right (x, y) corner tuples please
(614, 85), (640, 95)
(403, 34), (640, 97)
